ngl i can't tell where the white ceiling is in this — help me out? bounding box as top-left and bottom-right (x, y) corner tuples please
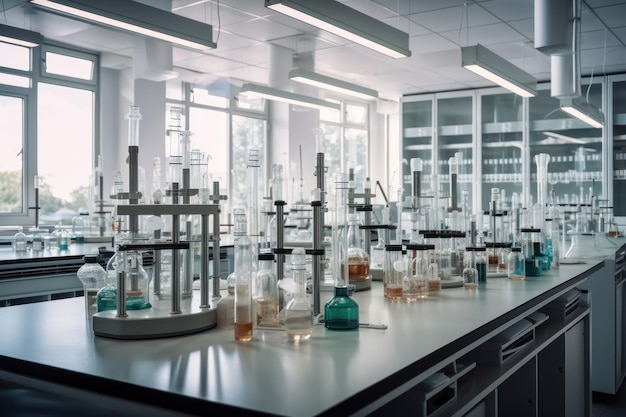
(2, 0), (626, 100)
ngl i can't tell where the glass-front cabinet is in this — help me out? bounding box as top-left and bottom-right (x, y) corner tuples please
(402, 95), (434, 202)
(611, 75), (626, 217)
(529, 81), (604, 208)
(479, 90), (525, 211)
(437, 94), (474, 211)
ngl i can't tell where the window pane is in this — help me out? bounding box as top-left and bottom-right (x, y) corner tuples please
(188, 106), (229, 199)
(319, 124), (341, 183)
(345, 128), (368, 190)
(0, 72), (30, 88)
(0, 42), (30, 71)
(232, 115), (265, 211)
(38, 83), (93, 224)
(320, 106), (340, 123)
(0, 95), (24, 213)
(191, 88), (229, 108)
(345, 103), (367, 125)
(45, 51), (93, 80)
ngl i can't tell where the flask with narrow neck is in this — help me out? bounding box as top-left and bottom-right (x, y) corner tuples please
(254, 253), (279, 327)
(346, 213), (370, 283)
(285, 248), (312, 341)
(324, 173), (359, 330)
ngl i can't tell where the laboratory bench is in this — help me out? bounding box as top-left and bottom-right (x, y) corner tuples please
(0, 260), (600, 416)
(0, 240), (234, 307)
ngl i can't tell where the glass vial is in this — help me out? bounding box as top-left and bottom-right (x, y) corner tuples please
(475, 247), (487, 284)
(285, 248), (313, 341)
(507, 247), (526, 280)
(384, 244), (404, 300)
(463, 247), (478, 289)
(254, 253), (279, 327)
(405, 244), (433, 301)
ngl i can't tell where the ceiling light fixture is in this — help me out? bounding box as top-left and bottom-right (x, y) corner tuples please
(29, 0), (216, 51)
(0, 24), (43, 48)
(239, 83), (340, 111)
(461, 44), (537, 98)
(265, 0), (410, 59)
(560, 97), (604, 128)
(289, 68), (378, 100)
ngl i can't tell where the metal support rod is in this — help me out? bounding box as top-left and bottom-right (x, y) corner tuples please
(171, 213), (182, 314)
(128, 145), (139, 234)
(182, 168), (190, 205)
(184, 219), (193, 297)
(212, 211), (221, 299)
(200, 214), (210, 308)
(116, 264), (127, 318)
(312, 201), (322, 316)
(276, 201), (285, 282)
(363, 180), (372, 257)
(153, 229), (161, 297)
(450, 173), (458, 211)
(34, 188), (39, 228)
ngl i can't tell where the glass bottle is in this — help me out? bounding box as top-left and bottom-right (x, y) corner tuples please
(58, 228), (70, 250)
(285, 248), (312, 341)
(254, 252), (279, 327)
(77, 255), (105, 319)
(233, 209), (253, 341)
(216, 271), (235, 329)
(463, 247), (478, 289)
(475, 247), (487, 284)
(72, 214), (85, 243)
(346, 213), (370, 283)
(507, 247), (526, 281)
(384, 244), (404, 300)
(13, 228), (27, 252)
(324, 172), (359, 330)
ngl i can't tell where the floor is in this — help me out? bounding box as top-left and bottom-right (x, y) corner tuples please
(593, 382), (626, 417)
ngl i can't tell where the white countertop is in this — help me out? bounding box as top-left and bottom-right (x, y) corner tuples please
(0, 260), (602, 416)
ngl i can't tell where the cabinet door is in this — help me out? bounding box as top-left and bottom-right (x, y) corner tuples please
(612, 78), (626, 216)
(480, 92), (524, 211)
(529, 82), (603, 208)
(402, 97), (434, 202)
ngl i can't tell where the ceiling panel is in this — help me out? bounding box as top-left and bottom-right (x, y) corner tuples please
(1, 0), (625, 98)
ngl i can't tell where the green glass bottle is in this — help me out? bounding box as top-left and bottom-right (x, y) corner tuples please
(325, 172), (358, 330)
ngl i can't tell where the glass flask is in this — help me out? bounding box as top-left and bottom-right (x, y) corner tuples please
(346, 213), (370, 283)
(507, 247), (526, 281)
(233, 209), (253, 342)
(77, 255), (105, 319)
(324, 172), (359, 330)
(254, 252), (279, 327)
(97, 252), (118, 312)
(384, 244), (404, 300)
(216, 272), (235, 329)
(122, 250), (151, 310)
(285, 248), (313, 341)
(404, 244), (433, 301)
(463, 247), (479, 289)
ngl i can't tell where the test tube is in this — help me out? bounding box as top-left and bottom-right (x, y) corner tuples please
(126, 105), (142, 147)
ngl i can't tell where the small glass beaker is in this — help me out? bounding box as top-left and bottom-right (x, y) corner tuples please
(384, 244), (404, 300)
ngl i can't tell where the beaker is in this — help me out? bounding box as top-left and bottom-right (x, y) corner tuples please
(384, 244), (404, 300)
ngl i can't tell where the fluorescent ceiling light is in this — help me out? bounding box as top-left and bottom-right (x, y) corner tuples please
(461, 44), (537, 98)
(0, 24), (43, 48)
(560, 97), (604, 128)
(265, 0), (410, 59)
(239, 83), (340, 111)
(289, 68), (378, 100)
(30, 0), (216, 51)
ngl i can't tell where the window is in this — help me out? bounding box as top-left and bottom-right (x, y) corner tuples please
(320, 101), (369, 189)
(0, 42), (98, 227)
(0, 94), (25, 213)
(167, 83), (268, 217)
